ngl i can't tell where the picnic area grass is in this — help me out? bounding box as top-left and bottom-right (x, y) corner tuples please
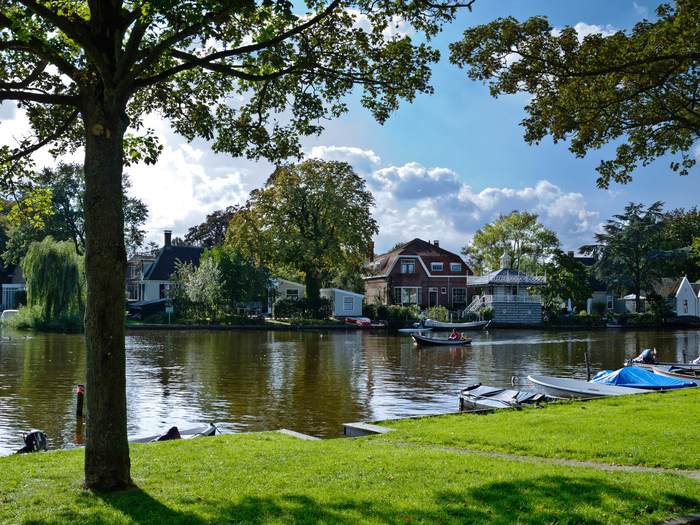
(1, 389), (698, 524)
(377, 387), (700, 470)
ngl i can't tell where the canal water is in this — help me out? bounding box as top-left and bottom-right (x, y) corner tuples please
(1, 328), (699, 454)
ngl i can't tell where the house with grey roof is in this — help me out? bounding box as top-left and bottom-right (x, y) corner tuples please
(465, 253), (545, 324)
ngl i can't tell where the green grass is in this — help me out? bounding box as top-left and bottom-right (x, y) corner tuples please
(1, 433), (698, 524)
(378, 388), (700, 470)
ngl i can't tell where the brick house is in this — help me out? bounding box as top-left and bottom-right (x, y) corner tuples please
(363, 238), (472, 309)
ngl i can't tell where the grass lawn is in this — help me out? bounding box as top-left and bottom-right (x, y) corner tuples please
(377, 387), (700, 470)
(1, 432), (699, 524)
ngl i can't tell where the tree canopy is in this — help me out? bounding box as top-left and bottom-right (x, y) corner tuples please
(2, 163), (148, 265)
(450, 0), (700, 188)
(462, 210), (559, 274)
(581, 201), (683, 310)
(0, 0), (476, 489)
(184, 206), (239, 248)
(540, 250), (592, 314)
(229, 159), (378, 313)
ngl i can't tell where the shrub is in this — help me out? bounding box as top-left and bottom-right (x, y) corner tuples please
(478, 306), (494, 320)
(8, 304), (83, 333)
(426, 306), (449, 322)
(273, 297), (332, 319)
(591, 301), (606, 316)
(363, 303), (378, 319)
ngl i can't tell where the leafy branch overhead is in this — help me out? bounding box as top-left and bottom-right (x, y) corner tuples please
(0, 0), (473, 180)
(450, 0), (700, 188)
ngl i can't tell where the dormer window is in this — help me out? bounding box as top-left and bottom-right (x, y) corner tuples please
(431, 262), (443, 272)
(400, 260), (416, 274)
(450, 263), (461, 272)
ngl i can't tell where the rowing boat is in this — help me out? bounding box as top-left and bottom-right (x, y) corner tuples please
(412, 333), (472, 346)
(527, 375), (648, 399)
(423, 319), (491, 330)
(652, 365), (700, 385)
(397, 327), (433, 334)
(130, 423), (219, 443)
(459, 384), (551, 412)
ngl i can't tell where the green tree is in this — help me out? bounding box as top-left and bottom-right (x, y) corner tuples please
(463, 211), (559, 274)
(0, 0), (472, 489)
(204, 245), (270, 311)
(184, 206), (239, 249)
(659, 207), (700, 281)
(20, 236), (83, 328)
(581, 202), (682, 311)
(3, 163), (148, 265)
(450, 0), (700, 188)
(541, 250), (592, 313)
(229, 160), (378, 316)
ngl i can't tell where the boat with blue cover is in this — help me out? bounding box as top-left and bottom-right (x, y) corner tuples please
(591, 366), (697, 390)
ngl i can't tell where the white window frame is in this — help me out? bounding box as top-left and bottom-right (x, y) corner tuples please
(452, 287), (466, 304)
(450, 263), (461, 272)
(431, 262), (443, 272)
(441, 287), (447, 294)
(400, 260), (416, 274)
(343, 296), (354, 312)
(394, 287), (421, 305)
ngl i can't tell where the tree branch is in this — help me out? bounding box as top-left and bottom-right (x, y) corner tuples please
(0, 89), (80, 106)
(0, 59), (48, 89)
(4, 109), (80, 162)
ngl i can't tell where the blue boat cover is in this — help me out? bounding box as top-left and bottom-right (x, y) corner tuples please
(591, 366), (696, 390)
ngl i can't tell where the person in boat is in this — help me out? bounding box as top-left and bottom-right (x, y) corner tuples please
(632, 348), (657, 364)
(449, 329), (461, 340)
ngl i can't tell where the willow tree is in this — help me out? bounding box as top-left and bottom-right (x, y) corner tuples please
(21, 236), (83, 324)
(450, 0), (700, 188)
(0, 0), (475, 489)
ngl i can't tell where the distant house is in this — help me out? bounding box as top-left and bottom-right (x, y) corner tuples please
(363, 238), (472, 309)
(126, 253), (156, 301)
(137, 230), (203, 302)
(268, 279), (364, 318)
(465, 253), (545, 324)
(1, 264), (25, 310)
(674, 276), (700, 317)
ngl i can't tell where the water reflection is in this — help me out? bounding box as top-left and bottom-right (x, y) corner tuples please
(1, 328), (699, 454)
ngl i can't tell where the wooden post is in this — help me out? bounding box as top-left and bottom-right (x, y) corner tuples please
(75, 384), (85, 417)
(584, 350), (591, 381)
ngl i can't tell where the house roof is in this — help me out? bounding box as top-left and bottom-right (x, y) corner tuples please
(364, 238), (470, 279)
(143, 245), (204, 281)
(654, 277), (684, 299)
(692, 282), (700, 297)
(467, 268), (546, 287)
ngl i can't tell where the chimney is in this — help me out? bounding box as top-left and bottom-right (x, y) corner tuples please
(164, 230), (172, 247)
(433, 240), (439, 248)
(568, 250), (574, 257)
(367, 241), (375, 262)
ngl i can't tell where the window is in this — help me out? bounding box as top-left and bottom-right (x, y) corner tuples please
(452, 288), (466, 306)
(683, 299), (688, 314)
(159, 283), (173, 299)
(431, 262), (443, 272)
(394, 287), (421, 305)
(450, 263), (461, 272)
(286, 289), (299, 300)
(343, 296), (354, 312)
(400, 260), (416, 274)
(441, 287), (447, 294)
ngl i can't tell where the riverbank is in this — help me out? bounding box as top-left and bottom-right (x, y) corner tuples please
(1, 390), (698, 524)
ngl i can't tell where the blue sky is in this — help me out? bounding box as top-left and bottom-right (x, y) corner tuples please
(1, 0), (697, 256)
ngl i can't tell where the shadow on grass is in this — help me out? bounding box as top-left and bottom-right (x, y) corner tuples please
(23, 475), (699, 524)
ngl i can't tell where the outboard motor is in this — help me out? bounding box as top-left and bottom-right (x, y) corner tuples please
(156, 426), (181, 441)
(16, 430), (48, 454)
(632, 348), (657, 365)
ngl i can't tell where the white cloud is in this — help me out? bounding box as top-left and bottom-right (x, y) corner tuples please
(552, 22), (616, 42)
(308, 145), (381, 173)
(633, 1), (649, 17)
(370, 162), (461, 199)
(348, 9), (414, 40)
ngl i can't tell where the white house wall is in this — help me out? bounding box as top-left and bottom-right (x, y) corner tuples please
(675, 277), (699, 317)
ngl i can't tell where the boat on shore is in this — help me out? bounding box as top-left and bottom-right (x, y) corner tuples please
(412, 333), (472, 346)
(130, 424), (219, 444)
(423, 319), (491, 330)
(527, 375), (648, 399)
(591, 366), (696, 390)
(459, 384), (551, 412)
(652, 365), (700, 385)
(397, 327), (433, 334)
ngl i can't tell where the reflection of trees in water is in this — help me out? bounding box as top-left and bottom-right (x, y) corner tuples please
(0, 332), (85, 452)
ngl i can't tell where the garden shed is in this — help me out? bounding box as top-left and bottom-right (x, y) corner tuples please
(320, 288), (364, 317)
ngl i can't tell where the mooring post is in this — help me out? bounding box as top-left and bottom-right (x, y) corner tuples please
(75, 384), (85, 417)
(584, 350), (591, 381)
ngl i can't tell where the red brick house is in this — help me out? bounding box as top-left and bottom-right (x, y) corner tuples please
(363, 238), (472, 309)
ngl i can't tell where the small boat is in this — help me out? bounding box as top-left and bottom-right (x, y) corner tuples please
(652, 365), (700, 385)
(591, 366), (696, 391)
(412, 333), (471, 346)
(625, 360), (700, 371)
(130, 424), (219, 444)
(528, 375), (648, 399)
(397, 327), (433, 334)
(345, 317), (372, 328)
(459, 384), (551, 412)
(423, 319), (491, 330)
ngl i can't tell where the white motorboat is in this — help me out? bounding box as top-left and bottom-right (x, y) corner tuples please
(527, 375), (649, 399)
(423, 319), (491, 330)
(397, 327), (433, 334)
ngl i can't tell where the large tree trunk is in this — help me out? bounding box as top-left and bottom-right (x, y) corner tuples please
(305, 271), (321, 318)
(82, 95), (131, 490)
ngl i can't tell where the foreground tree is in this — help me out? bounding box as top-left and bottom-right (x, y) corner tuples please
(581, 202), (683, 311)
(229, 160), (377, 316)
(3, 163), (148, 264)
(0, 0), (473, 489)
(463, 210), (559, 274)
(451, 0), (700, 188)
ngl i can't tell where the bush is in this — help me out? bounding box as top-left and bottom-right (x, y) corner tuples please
(478, 306), (494, 320)
(426, 306), (449, 322)
(273, 297), (332, 319)
(577, 310), (589, 317)
(362, 303), (378, 319)
(7, 305), (83, 333)
(591, 301), (606, 316)
(368, 304), (420, 321)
